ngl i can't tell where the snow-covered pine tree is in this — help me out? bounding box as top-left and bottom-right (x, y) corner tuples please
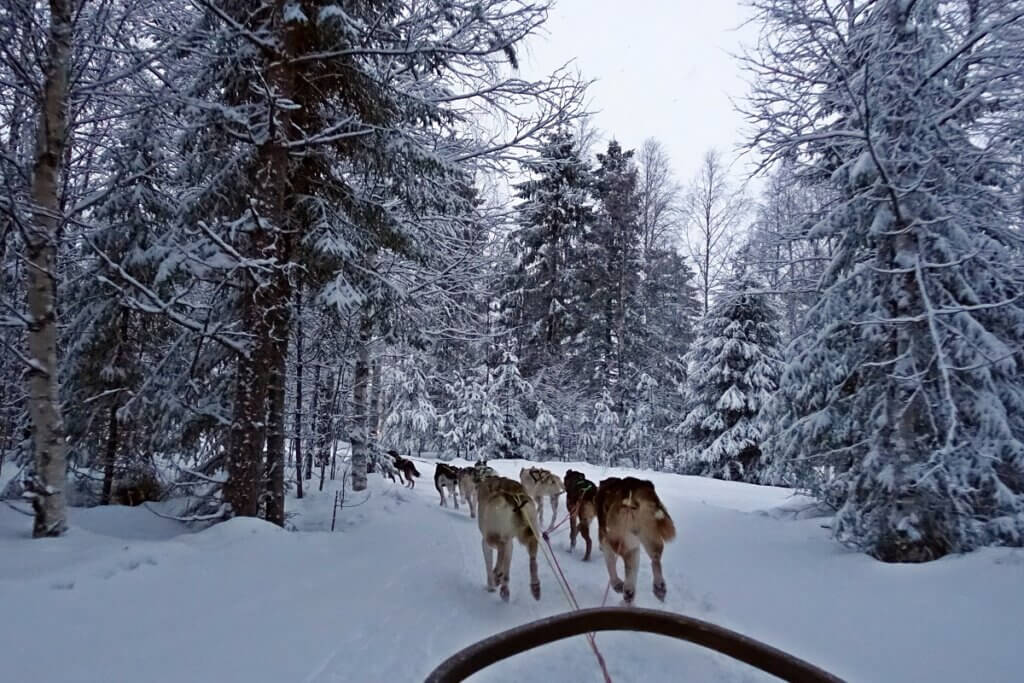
(638, 248), (701, 457)
(677, 277), (783, 481)
(380, 347), (440, 457)
(505, 127), (594, 378)
(580, 140), (643, 404)
(745, 0), (1024, 560)
(438, 346), (534, 460)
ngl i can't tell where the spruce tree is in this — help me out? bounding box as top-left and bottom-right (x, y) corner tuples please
(581, 140), (643, 404)
(677, 277), (783, 481)
(505, 128), (594, 377)
(746, 0), (1024, 560)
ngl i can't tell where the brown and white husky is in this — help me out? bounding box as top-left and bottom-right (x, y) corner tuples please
(563, 469), (598, 561)
(596, 476), (676, 605)
(475, 476), (541, 602)
(519, 466), (564, 530)
(434, 463), (460, 508)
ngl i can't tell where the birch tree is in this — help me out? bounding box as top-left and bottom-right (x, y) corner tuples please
(683, 149), (747, 315)
(20, 0), (73, 537)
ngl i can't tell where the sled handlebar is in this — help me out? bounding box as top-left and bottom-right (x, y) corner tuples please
(424, 607), (843, 683)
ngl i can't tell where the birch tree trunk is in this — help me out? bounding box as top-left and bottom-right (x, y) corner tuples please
(24, 0), (72, 538)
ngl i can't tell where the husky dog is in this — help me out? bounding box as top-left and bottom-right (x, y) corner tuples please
(563, 469), (597, 561)
(472, 458), (497, 481)
(596, 476), (676, 605)
(458, 459), (498, 518)
(434, 463), (461, 508)
(519, 466), (564, 530)
(475, 476), (541, 602)
(376, 455), (399, 483)
(388, 450), (420, 488)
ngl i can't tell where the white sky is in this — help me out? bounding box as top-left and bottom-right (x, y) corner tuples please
(520, 0), (759, 188)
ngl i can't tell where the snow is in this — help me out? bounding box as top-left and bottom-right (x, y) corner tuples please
(2, 459), (1022, 682)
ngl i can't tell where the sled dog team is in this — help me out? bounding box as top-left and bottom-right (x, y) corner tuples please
(428, 456), (676, 606)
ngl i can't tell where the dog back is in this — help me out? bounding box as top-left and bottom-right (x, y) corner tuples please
(596, 476), (675, 542)
(564, 469), (597, 508)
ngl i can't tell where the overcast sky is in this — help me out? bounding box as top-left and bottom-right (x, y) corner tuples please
(520, 0), (759, 188)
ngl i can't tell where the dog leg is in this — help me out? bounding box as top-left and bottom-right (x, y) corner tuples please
(548, 494), (559, 531)
(602, 541), (624, 594)
(568, 508), (578, 552)
(534, 496), (544, 527)
(481, 539), (496, 592)
(579, 514), (593, 561)
(453, 485), (459, 510)
(643, 537), (667, 601)
(622, 547), (640, 605)
(495, 540), (511, 602)
(527, 537), (540, 600)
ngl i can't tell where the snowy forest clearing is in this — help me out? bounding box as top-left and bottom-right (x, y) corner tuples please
(1, 459), (1021, 683)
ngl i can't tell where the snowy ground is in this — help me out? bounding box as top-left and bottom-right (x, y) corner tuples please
(1, 459), (1022, 682)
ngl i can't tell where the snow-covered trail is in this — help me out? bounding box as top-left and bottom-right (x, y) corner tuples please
(1, 459), (1022, 682)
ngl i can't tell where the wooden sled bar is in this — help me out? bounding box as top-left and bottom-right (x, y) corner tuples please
(425, 607), (843, 683)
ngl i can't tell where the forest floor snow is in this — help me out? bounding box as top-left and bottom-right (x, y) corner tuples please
(1, 459), (1022, 682)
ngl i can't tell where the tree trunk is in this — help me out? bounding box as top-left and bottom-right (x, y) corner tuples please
(369, 357), (382, 449)
(100, 400), (119, 505)
(306, 362), (320, 480)
(24, 0), (73, 538)
(329, 363), (346, 481)
(100, 311), (129, 506)
(318, 366), (337, 491)
(350, 306), (374, 491)
(225, 318), (274, 517)
(293, 286), (305, 499)
(265, 338), (288, 526)
(223, 7), (296, 518)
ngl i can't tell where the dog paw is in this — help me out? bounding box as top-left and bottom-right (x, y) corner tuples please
(531, 582), (541, 600)
(653, 581), (667, 602)
(582, 553), (591, 562)
(610, 579), (624, 593)
(623, 589), (635, 605)
(500, 585), (510, 602)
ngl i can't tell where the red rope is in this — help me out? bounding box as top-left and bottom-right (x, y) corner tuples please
(546, 500), (579, 534)
(541, 533), (614, 683)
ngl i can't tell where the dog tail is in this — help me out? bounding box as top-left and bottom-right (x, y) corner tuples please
(411, 464), (421, 478)
(653, 501), (676, 542)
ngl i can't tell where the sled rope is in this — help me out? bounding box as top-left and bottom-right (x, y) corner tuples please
(545, 499), (580, 534)
(528, 513), (614, 683)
